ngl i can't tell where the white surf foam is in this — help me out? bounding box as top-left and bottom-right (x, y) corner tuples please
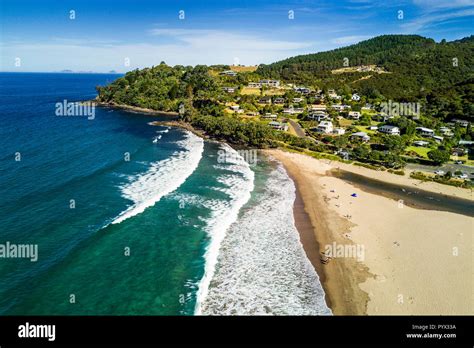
(199, 163), (332, 315)
(194, 144), (255, 315)
(112, 131), (204, 224)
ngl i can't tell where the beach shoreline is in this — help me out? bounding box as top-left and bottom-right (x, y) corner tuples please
(266, 149), (473, 315)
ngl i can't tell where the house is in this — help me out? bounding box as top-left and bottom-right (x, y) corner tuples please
(333, 128), (346, 135)
(351, 132), (370, 142)
(248, 82), (262, 88)
(378, 125), (400, 135)
(229, 105), (240, 111)
(273, 97), (285, 105)
(260, 79), (280, 88)
(451, 147), (467, 156)
(416, 127), (434, 137)
(453, 119), (469, 127)
(368, 125), (378, 131)
(246, 111), (258, 116)
(283, 106), (304, 115)
(222, 87), (236, 93)
(459, 140), (474, 146)
(220, 70), (237, 77)
(309, 104), (327, 112)
(439, 127), (454, 137)
(348, 111), (361, 120)
(294, 87), (311, 94)
(293, 97), (304, 103)
(331, 104), (344, 112)
(433, 135), (444, 143)
(258, 96), (272, 104)
(315, 121), (334, 134)
(308, 111), (328, 121)
(413, 140), (429, 147)
(351, 93), (361, 101)
(327, 89), (339, 99)
(269, 121), (288, 131)
(261, 113), (277, 120)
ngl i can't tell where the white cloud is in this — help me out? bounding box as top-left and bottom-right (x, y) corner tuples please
(401, 8), (474, 31)
(412, 0), (474, 11)
(1, 29), (315, 72)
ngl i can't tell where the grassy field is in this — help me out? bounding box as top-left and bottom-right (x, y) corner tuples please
(355, 125), (377, 135)
(405, 145), (431, 158)
(339, 119), (353, 127)
(230, 65), (258, 72)
(240, 87), (286, 96)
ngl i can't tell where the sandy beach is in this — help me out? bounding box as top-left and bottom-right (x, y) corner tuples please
(266, 149), (473, 315)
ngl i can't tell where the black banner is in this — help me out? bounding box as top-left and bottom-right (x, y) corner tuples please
(0, 316), (472, 346)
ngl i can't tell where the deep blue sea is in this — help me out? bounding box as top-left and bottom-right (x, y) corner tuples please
(0, 73), (330, 315)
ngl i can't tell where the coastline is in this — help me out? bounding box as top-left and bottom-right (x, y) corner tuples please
(267, 149), (473, 315)
(94, 101), (179, 117)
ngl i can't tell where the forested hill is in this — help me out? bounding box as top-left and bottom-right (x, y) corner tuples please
(257, 35), (474, 102)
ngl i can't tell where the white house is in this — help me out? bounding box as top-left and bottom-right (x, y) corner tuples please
(368, 125), (378, 131)
(309, 105), (327, 112)
(308, 112), (328, 121)
(269, 121), (288, 131)
(327, 89), (340, 99)
(351, 93), (361, 101)
(283, 107), (304, 115)
(248, 82), (262, 88)
(416, 127), (434, 137)
(260, 79), (280, 88)
(439, 127), (454, 137)
(262, 113), (277, 119)
(348, 111), (361, 120)
(333, 128), (346, 135)
(259, 96), (272, 104)
(413, 140), (429, 147)
(293, 97), (304, 103)
(453, 119), (469, 127)
(220, 70), (237, 76)
(378, 125), (400, 135)
(273, 97), (285, 104)
(351, 132), (370, 142)
(316, 121), (334, 134)
(222, 87), (236, 93)
(433, 135), (444, 143)
(229, 105), (240, 111)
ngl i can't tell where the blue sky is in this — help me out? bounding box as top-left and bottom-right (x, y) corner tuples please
(1, 0), (473, 72)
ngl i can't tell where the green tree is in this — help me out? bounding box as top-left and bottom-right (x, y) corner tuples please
(428, 149), (450, 164)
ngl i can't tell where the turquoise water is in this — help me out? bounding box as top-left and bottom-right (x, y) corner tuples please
(0, 73), (330, 315)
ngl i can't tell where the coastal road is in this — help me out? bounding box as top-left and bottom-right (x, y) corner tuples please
(288, 119), (306, 138)
(406, 163), (474, 178)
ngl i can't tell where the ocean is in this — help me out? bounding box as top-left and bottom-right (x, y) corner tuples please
(0, 72), (330, 315)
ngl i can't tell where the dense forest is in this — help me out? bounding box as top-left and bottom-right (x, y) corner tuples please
(257, 35), (474, 119)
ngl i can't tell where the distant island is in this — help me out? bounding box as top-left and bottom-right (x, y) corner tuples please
(96, 34), (474, 188)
